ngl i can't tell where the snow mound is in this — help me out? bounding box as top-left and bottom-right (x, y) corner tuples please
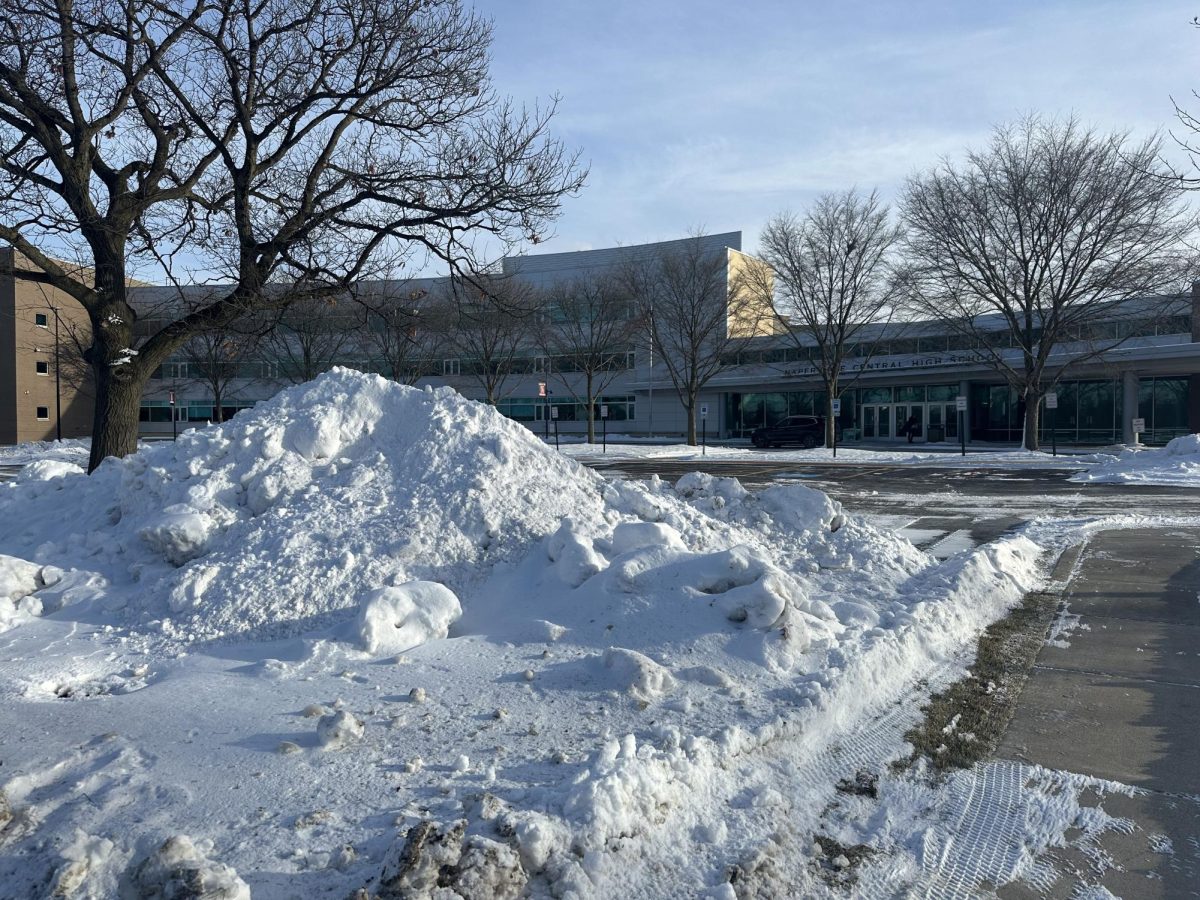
(603, 647), (677, 702)
(0, 554), (63, 631)
(1072, 434), (1200, 485)
(317, 710), (365, 749)
(354, 581), (461, 656)
(0, 369), (926, 653)
(15, 458), (85, 484)
(0, 369), (607, 644)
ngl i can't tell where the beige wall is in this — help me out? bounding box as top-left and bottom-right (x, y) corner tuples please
(726, 249), (785, 339)
(0, 248), (94, 444)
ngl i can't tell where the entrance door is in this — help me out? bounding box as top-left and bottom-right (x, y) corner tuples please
(896, 404), (923, 441)
(863, 406), (876, 439)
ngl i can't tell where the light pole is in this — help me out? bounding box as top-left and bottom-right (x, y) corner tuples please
(646, 311), (655, 438)
(49, 306), (62, 441)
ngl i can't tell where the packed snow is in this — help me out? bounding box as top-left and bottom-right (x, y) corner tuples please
(0, 437), (90, 467)
(0, 369), (1092, 897)
(1070, 433), (1200, 486)
(559, 440), (1106, 467)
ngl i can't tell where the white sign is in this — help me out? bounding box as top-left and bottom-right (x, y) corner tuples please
(1045, 392), (1058, 409)
(955, 396), (967, 412)
(1132, 417), (1146, 433)
(600, 405), (609, 419)
(831, 399), (841, 415)
(700, 404), (708, 419)
(537, 382), (546, 397)
(550, 407), (559, 420)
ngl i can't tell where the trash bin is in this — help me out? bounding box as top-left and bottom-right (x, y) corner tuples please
(927, 425), (945, 442)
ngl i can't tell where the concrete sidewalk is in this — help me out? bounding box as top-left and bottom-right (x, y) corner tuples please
(998, 528), (1200, 899)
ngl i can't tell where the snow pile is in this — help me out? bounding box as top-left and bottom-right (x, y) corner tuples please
(130, 834), (250, 900)
(0, 369), (608, 644)
(1072, 433), (1200, 485)
(353, 581), (462, 656)
(0, 437), (90, 467)
(0, 369), (915, 649)
(0, 554), (61, 631)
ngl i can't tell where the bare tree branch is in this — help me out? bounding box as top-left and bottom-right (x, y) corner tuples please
(901, 115), (1195, 449)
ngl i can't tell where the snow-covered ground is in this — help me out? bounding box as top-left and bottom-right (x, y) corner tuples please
(0, 437), (91, 468)
(559, 440), (1109, 468)
(0, 371), (1183, 897)
(1070, 433), (1200, 486)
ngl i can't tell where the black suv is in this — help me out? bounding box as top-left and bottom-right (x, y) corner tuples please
(750, 415), (826, 449)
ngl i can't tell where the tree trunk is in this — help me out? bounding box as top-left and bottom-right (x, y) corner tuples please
(686, 395), (697, 445)
(88, 364), (145, 472)
(825, 378), (838, 446)
(1022, 393), (1041, 451)
(586, 373), (595, 444)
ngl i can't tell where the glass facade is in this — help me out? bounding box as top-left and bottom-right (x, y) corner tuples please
(726, 389), (843, 437)
(1137, 377), (1189, 444)
(496, 395), (635, 424)
(968, 379), (1131, 445)
(726, 377), (1174, 445)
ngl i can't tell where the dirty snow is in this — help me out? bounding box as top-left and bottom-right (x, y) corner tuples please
(0, 368), (1099, 898)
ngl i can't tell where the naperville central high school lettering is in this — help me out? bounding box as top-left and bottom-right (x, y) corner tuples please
(782, 352), (983, 378)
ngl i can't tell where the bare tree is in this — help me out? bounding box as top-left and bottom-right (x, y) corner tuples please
(445, 275), (533, 405)
(537, 274), (642, 442)
(179, 324), (261, 423)
(901, 116), (1194, 450)
(755, 189), (902, 445)
(263, 292), (363, 385)
(355, 281), (451, 385)
(624, 233), (770, 445)
(0, 0), (585, 471)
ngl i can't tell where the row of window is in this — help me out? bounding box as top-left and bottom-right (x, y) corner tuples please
(495, 395), (636, 423)
(138, 400), (258, 423)
(726, 379), (1189, 445)
(153, 351), (640, 381)
(722, 318), (1193, 368)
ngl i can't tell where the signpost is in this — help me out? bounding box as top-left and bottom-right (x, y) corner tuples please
(538, 382), (549, 441)
(550, 404), (559, 450)
(169, 389), (177, 441)
(600, 405), (609, 453)
(1045, 392), (1058, 457)
(1132, 417), (1146, 445)
(700, 404), (708, 457)
(831, 398), (841, 459)
(956, 395), (967, 457)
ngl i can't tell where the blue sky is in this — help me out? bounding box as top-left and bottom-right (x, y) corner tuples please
(478, 0), (1200, 258)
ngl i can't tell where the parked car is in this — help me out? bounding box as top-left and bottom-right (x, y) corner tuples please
(750, 415), (826, 449)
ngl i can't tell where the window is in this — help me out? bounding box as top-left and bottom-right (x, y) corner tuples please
(139, 401), (174, 423)
(35, 360), (49, 375)
(442, 359), (460, 376)
(34, 313), (48, 328)
(36, 406), (49, 420)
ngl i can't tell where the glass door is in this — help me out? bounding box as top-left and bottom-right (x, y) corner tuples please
(863, 406), (876, 438)
(945, 403), (959, 439)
